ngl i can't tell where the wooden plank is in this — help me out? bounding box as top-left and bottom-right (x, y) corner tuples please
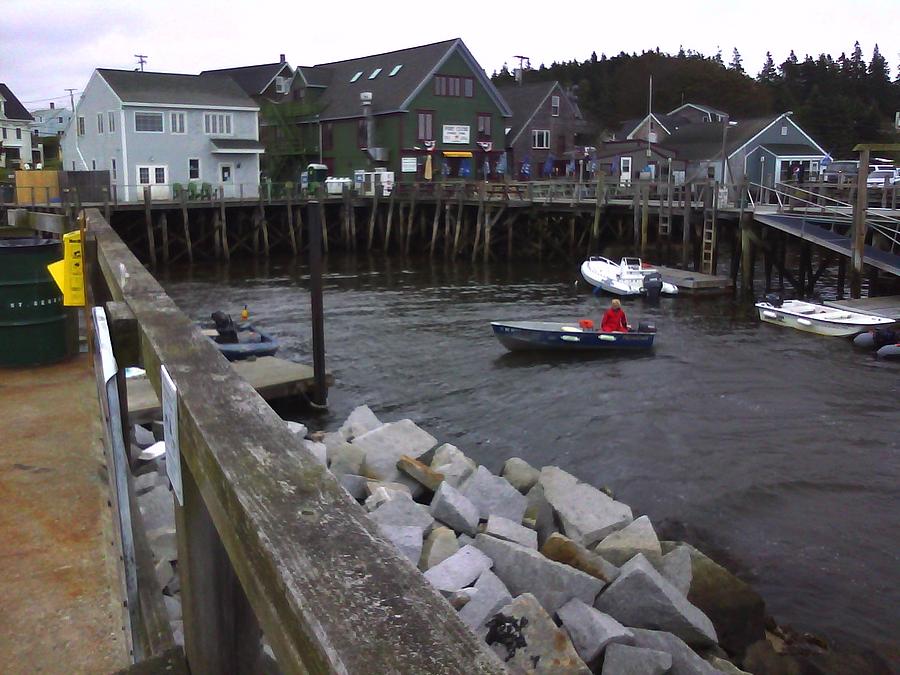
(656, 265), (733, 293)
(825, 296), (900, 320)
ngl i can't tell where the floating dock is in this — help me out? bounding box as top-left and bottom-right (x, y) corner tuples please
(127, 356), (333, 424)
(825, 295), (900, 321)
(657, 266), (734, 294)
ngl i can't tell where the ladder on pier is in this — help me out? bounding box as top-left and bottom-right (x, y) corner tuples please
(658, 182), (672, 238)
(701, 184), (717, 275)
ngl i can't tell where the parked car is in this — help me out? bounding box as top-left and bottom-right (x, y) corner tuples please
(866, 168), (900, 188)
(822, 160), (859, 183)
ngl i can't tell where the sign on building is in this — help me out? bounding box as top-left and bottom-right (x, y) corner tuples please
(443, 125), (471, 144)
(401, 157), (418, 173)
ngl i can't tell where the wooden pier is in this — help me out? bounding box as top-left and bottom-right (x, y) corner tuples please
(825, 295), (900, 320)
(657, 266), (733, 294)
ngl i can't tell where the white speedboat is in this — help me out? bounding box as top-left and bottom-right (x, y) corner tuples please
(755, 296), (895, 337)
(580, 256), (678, 297)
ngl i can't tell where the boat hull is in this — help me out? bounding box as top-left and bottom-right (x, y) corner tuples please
(491, 321), (655, 352)
(580, 258), (678, 296)
(755, 301), (895, 337)
(202, 322), (280, 360)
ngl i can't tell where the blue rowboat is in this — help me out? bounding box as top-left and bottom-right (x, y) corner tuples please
(491, 320), (655, 352)
(200, 322), (280, 360)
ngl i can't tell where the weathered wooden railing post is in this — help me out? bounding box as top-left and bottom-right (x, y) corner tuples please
(143, 185), (156, 267)
(307, 201), (328, 407)
(849, 147), (870, 299)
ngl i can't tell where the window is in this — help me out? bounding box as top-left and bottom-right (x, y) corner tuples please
(33, 129), (40, 137)
(155, 167), (166, 184)
(189, 158), (200, 180)
(97, 113), (104, 134)
(322, 122), (333, 151)
(532, 129), (550, 149)
(368, 68), (382, 79)
(434, 76), (446, 96)
(139, 167), (150, 184)
(15, 128), (22, 139)
(58, 116), (63, 123)
(357, 119), (368, 148)
(111, 158), (117, 180)
(551, 95), (560, 117)
(171, 112), (186, 134)
(417, 111), (434, 141)
(477, 114), (491, 140)
(350, 71), (363, 83)
(92, 159), (96, 170)
(464, 78), (474, 98)
(108, 111), (116, 133)
(389, 65), (402, 77)
(1, 128), (6, 140)
(449, 77), (460, 97)
(780, 125), (788, 136)
(275, 76), (288, 94)
(135, 111), (163, 132)
(204, 113), (232, 135)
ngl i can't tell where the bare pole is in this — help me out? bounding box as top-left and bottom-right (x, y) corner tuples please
(134, 54), (148, 71)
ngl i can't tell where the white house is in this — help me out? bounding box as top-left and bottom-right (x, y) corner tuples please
(0, 83), (35, 169)
(61, 69), (264, 201)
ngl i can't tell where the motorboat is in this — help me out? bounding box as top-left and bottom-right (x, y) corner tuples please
(200, 311), (280, 360)
(755, 295), (895, 337)
(491, 320), (656, 352)
(580, 257), (678, 297)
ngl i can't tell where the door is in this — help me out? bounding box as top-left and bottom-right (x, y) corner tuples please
(218, 163), (234, 198)
(138, 165), (170, 200)
(619, 157), (632, 185)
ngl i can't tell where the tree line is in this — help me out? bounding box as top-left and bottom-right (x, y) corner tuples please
(493, 43), (900, 160)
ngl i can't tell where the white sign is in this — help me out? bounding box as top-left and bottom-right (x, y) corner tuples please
(401, 157), (418, 173)
(161, 365), (183, 506)
(443, 124), (470, 144)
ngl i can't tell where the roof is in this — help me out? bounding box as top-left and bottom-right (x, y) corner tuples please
(669, 102), (728, 118)
(760, 143), (824, 157)
(0, 84), (33, 121)
(617, 112), (691, 140)
(495, 80), (561, 142)
(303, 38), (511, 120)
(200, 62), (292, 97)
(96, 69), (258, 108)
(210, 138), (266, 153)
(296, 66), (332, 88)
(662, 116), (783, 160)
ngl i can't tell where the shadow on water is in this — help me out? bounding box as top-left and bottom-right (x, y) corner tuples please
(492, 348), (658, 369)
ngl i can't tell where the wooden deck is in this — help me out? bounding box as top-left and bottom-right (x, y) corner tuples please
(127, 356), (332, 424)
(657, 266), (734, 294)
(825, 295), (900, 320)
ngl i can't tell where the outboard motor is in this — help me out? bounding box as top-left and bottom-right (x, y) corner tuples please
(764, 293), (783, 308)
(637, 320), (657, 334)
(211, 311), (239, 344)
(642, 272), (664, 304)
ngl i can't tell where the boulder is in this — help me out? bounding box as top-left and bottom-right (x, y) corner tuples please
(457, 570), (513, 634)
(457, 533), (475, 547)
(541, 533), (619, 585)
(133, 424), (156, 448)
(539, 467), (632, 547)
(630, 628), (720, 675)
(430, 482), (480, 536)
(338, 405), (381, 440)
(154, 558), (174, 591)
(484, 514), (538, 549)
(595, 554), (717, 648)
(285, 421), (308, 437)
(557, 599), (633, 665)
(356, 420), (436, 493)
(321, 432), (346, 462)
(447, 588), (475, 610)
(706, 655), (752, 674)
(328, 443), (365, 476)
(594, 515), (661, 566)
(485, 593), (590, 674)
(138, 485), (175, 533)
(419, 526), (459, 571)
(134, 471), (161, 496)
(475, 534), (605, 615)
(684, 545), (766, 658)
(147, 527), (177, 562)
(363, 485), (410, 512)
(430, 443), (477, 488)
(299, 439), (327, 466)
(397, 454), (444, 492)
(423, 545), (493, 593)
(337, 474), (368, 501)
(368, 496), (433, 533)
(164, 594), (182, 622)
(501, 457), (540, 494)
(525, 483), (558, 547)
(658, 544), (692, 596)
(460, 466), (527, 523)
(601, 644), (672, 675)
(365, 480), (412, 496)
(377, 524), (424, 564)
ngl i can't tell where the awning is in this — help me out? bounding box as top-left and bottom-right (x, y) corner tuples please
(210, 138), (266, 154)
(443, 151), (473, 158)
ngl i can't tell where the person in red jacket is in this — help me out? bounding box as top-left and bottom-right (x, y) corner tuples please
(600, 298), (630, 332)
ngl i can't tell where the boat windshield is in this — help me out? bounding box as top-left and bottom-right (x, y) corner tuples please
(622, 257), (642, 269)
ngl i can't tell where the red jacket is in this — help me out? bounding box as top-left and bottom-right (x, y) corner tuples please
(601, 307), (628, 332)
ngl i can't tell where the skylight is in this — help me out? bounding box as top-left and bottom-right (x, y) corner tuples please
(369, 68), (382, 80)
(389, 65), (403, 77)
(350, 71), (363, 83)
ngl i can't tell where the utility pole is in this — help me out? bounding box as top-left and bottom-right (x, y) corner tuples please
(65, 88), (77, 111)
(513, 55), (530, 85)
(134, 54), (148, 71)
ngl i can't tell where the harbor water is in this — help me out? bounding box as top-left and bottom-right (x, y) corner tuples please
(159, 254), (899, 660)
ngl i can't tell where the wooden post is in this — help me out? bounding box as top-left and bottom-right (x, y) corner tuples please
(160, 212), (170, 264)
(144, 186), (157, 267)
(640, 184), (649, 258)
(632, 187), (640, 247)
(260, 201), (270, 257)
(103, 186), (111, 223)
(453, 199), (464, 257)
(568, 214), (575, 256)
(740, 211), (753, 292)
(507, 213), (514, 259)
(384, 192), (396, 251)
(472, 197), (484, 262)
(405, 187), (418, 255)
(682, 182), (692, 269)
(429, 189), (442, 257)
(220, 193), (229, 261)
(181, 191), (193, 263)
(849, 147), (869, 299)
(286, 189), (297, 255)
(367, 185), (381, 251)
(295, 204), (304, 253)
(342, 185), (350, 248)
(213, 211), (221, 259)
(308, 201), (328, 406)
(836, 256), (846, 299)
(443, 202), (452, 258)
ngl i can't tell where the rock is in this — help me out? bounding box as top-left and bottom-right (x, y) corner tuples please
(525, 483), (558, 547)
(419, 526), (459, 571)
(368, 496), (433, 533)
(539, 466), (632, 547)
(138, 485), (174, 533)
(594, 515), (662, 566)
(134, 471), (161, 496)
(485, 593), (590, 674)
(300, 439), (327, 466)
(151, 419), (165, 442)
(430, 482), (480, 536)
(457, 533), (475, 547)
(557, 599), (633, 665)
(365, 480), (412, 496)
(595, 554), (718, 648)
(138, 440), (166, 462)
(601, 644), (672, 675)
(458, 569), (513, 634)
(460, 466), (527, 523)
(148, 527), (177, 562)
(706, 655), (752, 674)
(397, 454), (444, 491)
(285, 421), (307, 437)
(630, 628), (720, 675)
(322, 432), (345, 462)
(154, 558), (174, 591)
(430, 443), (476, 488)
(423, 544), (493, 593)
(364, 485), (410, 511)
(164, 594), (182, 622)
(475, 534), (605, 615)
(338, 474), (369, 501)
(377, 524), (424, 564)
(484, 514), (538, 549)
(501, 457), (540, 494)
(448, 588), (476, 610)
(541, 533), (619, 585)
(659, 544), (692, 596)
(328, 443), (365, 476)
(356, 419), (436, 493)
(338, 404), (382, 440)
(133, 424), (156, 448)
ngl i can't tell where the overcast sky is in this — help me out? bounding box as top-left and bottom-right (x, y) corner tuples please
(3, 0), (897, 109)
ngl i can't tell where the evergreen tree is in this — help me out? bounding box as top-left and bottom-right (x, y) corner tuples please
(759, 52), (777, 82)
(730, 48), (744, 73)
(713, 47), (724, 65)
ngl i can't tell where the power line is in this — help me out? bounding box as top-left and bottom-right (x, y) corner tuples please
(19, 92), (81, 106)
(65, 88), (78, 111)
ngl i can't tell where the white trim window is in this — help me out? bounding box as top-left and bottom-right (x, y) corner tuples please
(551, 95), (560, 117)
(108, 111), (116, 133)
(781, 125), (788, 136)
(77, 116), (85, 136)
(189, 158), (200, 180)
(135, 111), (164, 133)
(532, 129), (550, 149)
(111, 158), (117, 180)
(97, 113), (104, 134)
(204, 112), (232, 135)
(275, 76), (288, 94)
(170, 112), (186, 134)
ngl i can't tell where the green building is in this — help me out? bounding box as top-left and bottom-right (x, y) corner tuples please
(288, 38), (512, 183)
